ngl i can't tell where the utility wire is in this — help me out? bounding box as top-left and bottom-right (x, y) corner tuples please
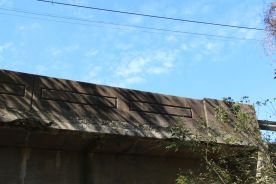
(37, 0), (264, 31)
(0, 11), (177, 36)
(1, 11), (246, 43)
(1, 11), (236, 43)
(0, 7), (260, 41)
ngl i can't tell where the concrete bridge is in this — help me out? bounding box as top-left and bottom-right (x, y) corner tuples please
(0, 70), (262, 184)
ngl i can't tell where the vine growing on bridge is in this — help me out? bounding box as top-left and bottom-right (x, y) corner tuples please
(167, 97), (275, 184)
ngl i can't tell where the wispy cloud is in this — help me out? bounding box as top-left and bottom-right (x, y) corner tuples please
(115, 50), (175, 76)
(215, 1), (263, 41)
(17, 23), (42, 32)
(115, 57), (147, 77)
(0, 42), (13, 68)
(50, 45), (79, 57)
(124, 76), (145, 84)
(0, 42), (13, 53)
(0, 0), (13, 6)
(0, 42), (13, 61)
(67, 0), (95, 19)
(116, 43), (133, 50)
(85, 48), (98, 57)
(82, 66), (102, 84)
(179, 39), (223, 62)
(113, 50), (177, 86)
(127, 16), (144, 25)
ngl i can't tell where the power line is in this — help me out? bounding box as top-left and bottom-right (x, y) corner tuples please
(1, 11), (234, 42)
(37, 0), (264, 31)
(0, 7), (260, 41)
(0, 11), (177, 36)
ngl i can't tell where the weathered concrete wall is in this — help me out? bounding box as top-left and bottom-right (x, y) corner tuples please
(0, 147), (82, 184)
(0, 146), (202, 184)
(0, 70), (259, 144)
(0, 70), (261, 183)
(86, 153), (200, 184)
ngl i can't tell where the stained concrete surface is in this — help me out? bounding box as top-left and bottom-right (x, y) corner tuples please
(0, 70), (261, 183)
(0, 146), (202, 184)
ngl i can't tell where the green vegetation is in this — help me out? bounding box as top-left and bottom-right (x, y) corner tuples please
(167, 97), (275, 184)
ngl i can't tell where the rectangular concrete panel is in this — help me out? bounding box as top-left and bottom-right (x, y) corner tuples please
(31, 76), (123, 125)
(129, 101), (192, 117)
(41, 88), (117, 108)
(0, 70), (34, 111)
(0, 83), (25, 96)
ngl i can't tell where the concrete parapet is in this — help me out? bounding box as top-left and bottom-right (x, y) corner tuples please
(0, 70), (261, 184)
(0, 70), (259, 144)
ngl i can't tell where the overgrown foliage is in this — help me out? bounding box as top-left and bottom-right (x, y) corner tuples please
(167, 97), (275, 184)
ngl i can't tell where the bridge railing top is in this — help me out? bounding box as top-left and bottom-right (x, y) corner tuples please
(0, 70), (260, 145)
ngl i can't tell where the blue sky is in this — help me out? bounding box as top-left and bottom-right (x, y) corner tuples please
(0, 0), (276, 122)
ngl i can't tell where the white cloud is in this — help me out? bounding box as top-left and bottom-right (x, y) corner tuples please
(116, 43), (133, 50)
(125, 76), (145, 84)
(113, 50), (177, 85)
(83, 66), (102, 84)
(206, 42), (216, 50)
(0, 42), (13, 67)
(166, 35), (177, 43)
(50, 45), (79, 57)
(35, 65), (47, 73)
(115, 50), (175, 77)
(85, 48), (98, 57)
(127, 16), (144, 25)
(17, 23), (41, 32)
(67, 0), (95, 19)
(51, 49), (62, 57)
(0, 42), (13, 53)
(0, 0), (13, 6)
(204, 41), (222, 55)
(116, 57), (148, 77)
(0, 42), (13, 61)
(216, 2), (263, 41)
(180, 1), (212, 17)
(181, 43), (188, 51)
